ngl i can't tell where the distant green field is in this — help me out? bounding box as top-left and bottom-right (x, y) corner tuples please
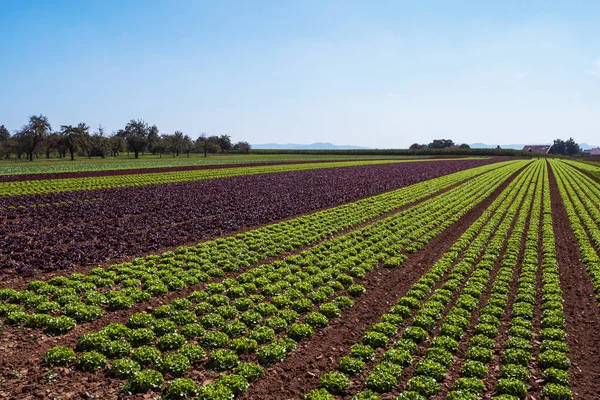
(0, 153), (422, 176)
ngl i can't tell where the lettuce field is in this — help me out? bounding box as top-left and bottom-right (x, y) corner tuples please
(1, 156), (599, 400)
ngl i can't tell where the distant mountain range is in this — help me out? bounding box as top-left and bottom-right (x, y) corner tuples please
(251, 142), (370, 150)
(470, 143), (599, 150)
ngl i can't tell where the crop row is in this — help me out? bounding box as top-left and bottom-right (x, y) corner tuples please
(0, 154), (403, 177)
(0, 159), (455, 197)
(0, 159), (501, 272)
(445, 160), (543, 400)
(550, 160), (600, 307)
(36, 160), (525, 398)
(0, 161), (523, 332)
(302, 160), (540, 399)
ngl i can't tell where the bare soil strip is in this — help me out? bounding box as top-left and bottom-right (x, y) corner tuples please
(548, 164), (600, 399)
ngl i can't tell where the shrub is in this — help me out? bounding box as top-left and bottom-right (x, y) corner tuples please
(163, 378), (197, 399)
(76, 351), (107, 372)
(320, 371), (350, 394)
(127, 369), (164, 393)
(208, 349), (239, 371)
(109, 358), (141, 379)
(44, 346), (76, 366)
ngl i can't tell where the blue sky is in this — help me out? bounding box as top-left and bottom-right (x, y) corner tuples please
(1, 0), (599, 148)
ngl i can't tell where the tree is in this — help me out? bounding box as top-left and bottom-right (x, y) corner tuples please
(459, 143), (470, 149)
(60, 122), (89, 160)
(217, 134), (232, 153)
(428, 139), (454, 149)
(41, 133), (60, 158)
(233, 141), (251, 154)
(553, 139), (566, 155)
(120, 119), (151, 158)
(87, 125), (110, 158)
(565, 137), (580, 156)
(409, 143), (423, 150)
(0, 125), (9, 143)
(109, 133), (126, 156)
(195, 133), (220, 157)
(182, 135), (194, 157)
(17, 114), (52, 161)
(0, 125), (10, 159)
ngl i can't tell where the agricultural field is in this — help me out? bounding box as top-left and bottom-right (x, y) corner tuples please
(1, 156), (600, 400)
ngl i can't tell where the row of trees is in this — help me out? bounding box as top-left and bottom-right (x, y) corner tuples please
(409, 139), (471, 150)
(553, 138), (580, 156)
(0, 116), (250, 160)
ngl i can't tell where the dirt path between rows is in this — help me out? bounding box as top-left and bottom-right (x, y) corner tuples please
(240, 167), (519, 400)
(548, 164), (600, 399)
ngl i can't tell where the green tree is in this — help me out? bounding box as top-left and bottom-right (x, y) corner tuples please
(428, 139), (454, 149)
(120, 119), (151, 159)
(553, 139), (566, 155)
(17, 114), (52, 161)
(60, 122), (89, 160)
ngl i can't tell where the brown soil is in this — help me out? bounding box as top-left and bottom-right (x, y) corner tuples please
(548, 164), (600, 399)
(239, 168), (519, 400)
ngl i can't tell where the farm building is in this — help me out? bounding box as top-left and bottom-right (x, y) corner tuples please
(522, 145), (554, 154)
(590, 148), (600, 157)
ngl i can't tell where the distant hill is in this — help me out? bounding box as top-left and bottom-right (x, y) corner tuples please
(470, 143), (599, 150)
(251, 142), (370, 150)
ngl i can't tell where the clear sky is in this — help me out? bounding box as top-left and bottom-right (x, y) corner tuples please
(1, 0), (599, 148)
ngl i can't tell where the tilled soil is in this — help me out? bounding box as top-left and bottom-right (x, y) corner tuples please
(548, 164), (600, 399)
(240, 167), (518, 400)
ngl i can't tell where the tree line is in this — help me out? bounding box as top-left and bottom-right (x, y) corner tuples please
(0, 115), (250, 161)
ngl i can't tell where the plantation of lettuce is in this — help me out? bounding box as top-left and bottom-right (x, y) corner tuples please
(1, 157), (600, 400)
